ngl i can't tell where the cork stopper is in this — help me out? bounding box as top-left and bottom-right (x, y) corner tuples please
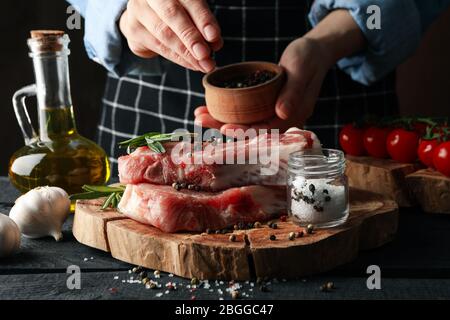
(29, 30), (66, 52)
(30, 30), (65, 39)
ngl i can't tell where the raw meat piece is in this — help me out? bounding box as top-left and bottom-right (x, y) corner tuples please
(118, 128), (321, 191)
(118, 183), (286, 233)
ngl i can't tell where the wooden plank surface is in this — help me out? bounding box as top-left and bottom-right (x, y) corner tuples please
(1, 271), (450, 300)
(3, 178), (450, 299)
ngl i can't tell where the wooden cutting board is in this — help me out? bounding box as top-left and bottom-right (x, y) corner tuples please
(72, 188), (398, 281)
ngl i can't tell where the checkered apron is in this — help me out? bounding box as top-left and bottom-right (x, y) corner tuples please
(98, 0), (397, 174)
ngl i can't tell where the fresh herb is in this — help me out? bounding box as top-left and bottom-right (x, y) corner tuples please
(118, 132), (197, 154)
(70, 185), (126, 210)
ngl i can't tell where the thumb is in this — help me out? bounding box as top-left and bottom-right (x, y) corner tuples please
(275, 75), (304, 120)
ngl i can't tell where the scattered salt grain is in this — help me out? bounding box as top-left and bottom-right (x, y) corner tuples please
(155, 293), (163, 298)
(165, 290), (170, 294)
(114, 276), (119, 280)
(168, 273), (174, 277)
(83, 258), (88, 262)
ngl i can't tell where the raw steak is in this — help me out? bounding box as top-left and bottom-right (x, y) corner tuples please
(118, 183), (286, 233)
(118, 128), (321, 191)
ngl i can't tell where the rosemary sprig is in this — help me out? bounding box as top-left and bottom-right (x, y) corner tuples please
(70, 185), (126, 210)
(118, 132), (196, 154)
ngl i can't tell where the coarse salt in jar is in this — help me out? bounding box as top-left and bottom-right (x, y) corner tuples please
(287, 149), (349, 228)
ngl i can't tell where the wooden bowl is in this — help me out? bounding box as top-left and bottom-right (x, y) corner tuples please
(203, 61), (286, 124)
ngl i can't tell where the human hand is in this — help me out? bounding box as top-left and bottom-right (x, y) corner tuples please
(194, 37), (333, 135)
(119, 0), (223, 73)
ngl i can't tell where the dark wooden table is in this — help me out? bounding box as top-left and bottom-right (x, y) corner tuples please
(1, 177), (450, 300)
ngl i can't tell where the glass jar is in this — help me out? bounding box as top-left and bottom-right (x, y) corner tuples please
(287, 149), (349, 228)
(9, 31), (110, 195)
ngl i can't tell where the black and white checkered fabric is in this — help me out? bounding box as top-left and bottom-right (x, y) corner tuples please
(98, 0), (397, 174)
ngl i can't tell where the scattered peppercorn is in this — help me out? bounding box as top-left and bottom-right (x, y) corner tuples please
(254, 222), (261, 228)
(206, 228), (212, 234)
(306, 224), (314, 234)
(191, 277), (200, 286)
(229, 234), (237, 242)
(280, 215), (287, 222)
(132, 266), (141, 274)
(323, 189), (329, 194)
(180, 183), (187, 189)
(142, 277), (150, 285)
(153, 270), (160, 277)
(215, 230), (221, 234)
(320, 284), (328, 292)
(233, 224), (239, 230)
(309, 184), (316, 194)
(247, 222), (254, 229)
(288, 232), (296, 241)
(146, 281), (157, 289)
(194, 185), (202, 192)
(325, 196), (331, 202)
(172, 182), (179, 190)
(187, 184), (195, 190)
(259, 285), (270, 292)
(270, 234), (276, 241)
(221, 229), (227, 234)
(297, 231), (304, 238)
(326, 282), (334, 290)
(269, 223), (278, 229)
(231, 290), (240, 299)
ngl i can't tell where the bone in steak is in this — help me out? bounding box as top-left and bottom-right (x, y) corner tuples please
(118, 183), (286, 233)
(118, 128), (321, 191)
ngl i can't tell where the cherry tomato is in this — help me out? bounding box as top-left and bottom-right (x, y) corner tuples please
(339, 124), (365, 156)
(433, 142), (450, 177)
(363, 127), (391, 158)
(386, 129), (420, 163)
(418, 139), (440, 168)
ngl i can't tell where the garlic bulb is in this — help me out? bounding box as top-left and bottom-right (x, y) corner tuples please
(9, 186), (70, 241)
(0, 213), (21, 257)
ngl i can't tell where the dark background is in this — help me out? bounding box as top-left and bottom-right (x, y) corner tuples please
(1, 1), (449, 177)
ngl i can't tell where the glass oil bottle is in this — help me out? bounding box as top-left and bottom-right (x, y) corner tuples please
(9, 30), (110, 195)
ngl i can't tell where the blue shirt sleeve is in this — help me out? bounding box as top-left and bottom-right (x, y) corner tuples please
(309, 0), (450, 86)
(67, 0), (163, 76)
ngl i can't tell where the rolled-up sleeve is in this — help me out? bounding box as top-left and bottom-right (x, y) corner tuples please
(309, 0), (450, 85)
(67, 0), (163, 76)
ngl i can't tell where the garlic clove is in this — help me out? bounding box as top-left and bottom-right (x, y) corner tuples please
(0, 213), (21, 258)
(9, 186), (70, 241)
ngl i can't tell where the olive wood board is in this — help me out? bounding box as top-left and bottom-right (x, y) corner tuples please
(345, 155), (423, 207)
(72, 188), (398, 281)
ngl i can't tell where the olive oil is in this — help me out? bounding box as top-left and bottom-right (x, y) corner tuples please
(9, 107), (110, 195)
(10, 31), (110, 196)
